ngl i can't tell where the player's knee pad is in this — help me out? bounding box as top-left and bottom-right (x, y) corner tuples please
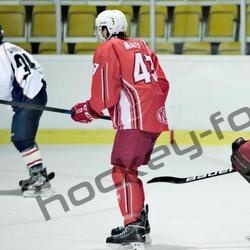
(12, 139), (35, 152)
(231, 137), (250, 183)
(112, 165), (139, 187)
(112, 165), (145, 224)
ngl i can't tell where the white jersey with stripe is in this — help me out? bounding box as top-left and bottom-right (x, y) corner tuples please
(0, 42), (44, 101)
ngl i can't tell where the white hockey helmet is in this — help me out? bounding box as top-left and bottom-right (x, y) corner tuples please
(95, 10), (128, 41)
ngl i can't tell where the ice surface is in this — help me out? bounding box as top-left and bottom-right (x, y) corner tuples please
(0, 144), (250, 250)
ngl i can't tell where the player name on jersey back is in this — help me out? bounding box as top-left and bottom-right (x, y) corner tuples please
(124, 41), (142, 50)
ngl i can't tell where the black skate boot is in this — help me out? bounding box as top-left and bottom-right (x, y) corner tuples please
(19, 166), (55, 197)
(111, 205), (151, 244)
(106, 219), (146, 250)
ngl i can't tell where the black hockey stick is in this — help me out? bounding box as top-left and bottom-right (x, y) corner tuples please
(0, 99), (111, 120)
(147, 168), (235, 184)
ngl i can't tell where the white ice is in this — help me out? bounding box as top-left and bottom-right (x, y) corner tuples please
(0, 144), (250, 250)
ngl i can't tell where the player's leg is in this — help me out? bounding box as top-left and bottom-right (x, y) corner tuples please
(107, 129), (160, 247)
(112, 165), (145, 225)
(11, 86), (52, 192)
(107, 164), (146, 246)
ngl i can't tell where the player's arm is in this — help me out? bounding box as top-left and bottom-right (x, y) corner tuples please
(71, 44), (121, 123)
(150, 51), (169, 93)
(89, 45), (121, 113)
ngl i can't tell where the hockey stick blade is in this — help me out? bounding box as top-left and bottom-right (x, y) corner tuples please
(0, 99), (111, 120)
(147, 168), (235, 184)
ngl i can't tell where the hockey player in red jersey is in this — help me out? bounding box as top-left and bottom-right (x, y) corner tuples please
(230, 137), (250, 240)
(71, 9), (169, 249)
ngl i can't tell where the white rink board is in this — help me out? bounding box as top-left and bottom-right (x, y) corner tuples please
(0, 55), (250, 131)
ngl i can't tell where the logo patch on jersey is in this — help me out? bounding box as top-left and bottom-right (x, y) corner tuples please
(92, 63), (99, 75)
(157, 107), (168, 125)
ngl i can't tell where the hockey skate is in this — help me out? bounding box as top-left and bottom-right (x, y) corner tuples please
(111, 205), (151, 245)
(106, 219), (146, 250)
(19, 167), (55, 198)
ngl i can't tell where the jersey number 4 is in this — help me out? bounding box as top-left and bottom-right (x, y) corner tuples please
(133, 52), (157, 84)
(14, 53), (35, 80)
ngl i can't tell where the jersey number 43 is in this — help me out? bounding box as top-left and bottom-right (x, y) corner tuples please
(133, 52), (157, 84)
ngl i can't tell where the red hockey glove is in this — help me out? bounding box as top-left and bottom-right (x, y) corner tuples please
(71, 101), (96, 123)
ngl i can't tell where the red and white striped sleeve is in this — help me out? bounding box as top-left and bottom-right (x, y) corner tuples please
(88, 43), (121, 115)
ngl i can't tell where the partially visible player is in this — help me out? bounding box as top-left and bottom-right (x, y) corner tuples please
(231, 137), (250, 240)
(231, 137), (250, 183)
(0, 25), (53, 197)
(71, 10), (169, 249)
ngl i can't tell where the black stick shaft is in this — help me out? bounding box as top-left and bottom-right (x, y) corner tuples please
(147, 168), (235, 184)
(0, 99), (111, 120)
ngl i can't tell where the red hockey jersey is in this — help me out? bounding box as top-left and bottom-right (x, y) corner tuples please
(88, 38), (169, 133)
